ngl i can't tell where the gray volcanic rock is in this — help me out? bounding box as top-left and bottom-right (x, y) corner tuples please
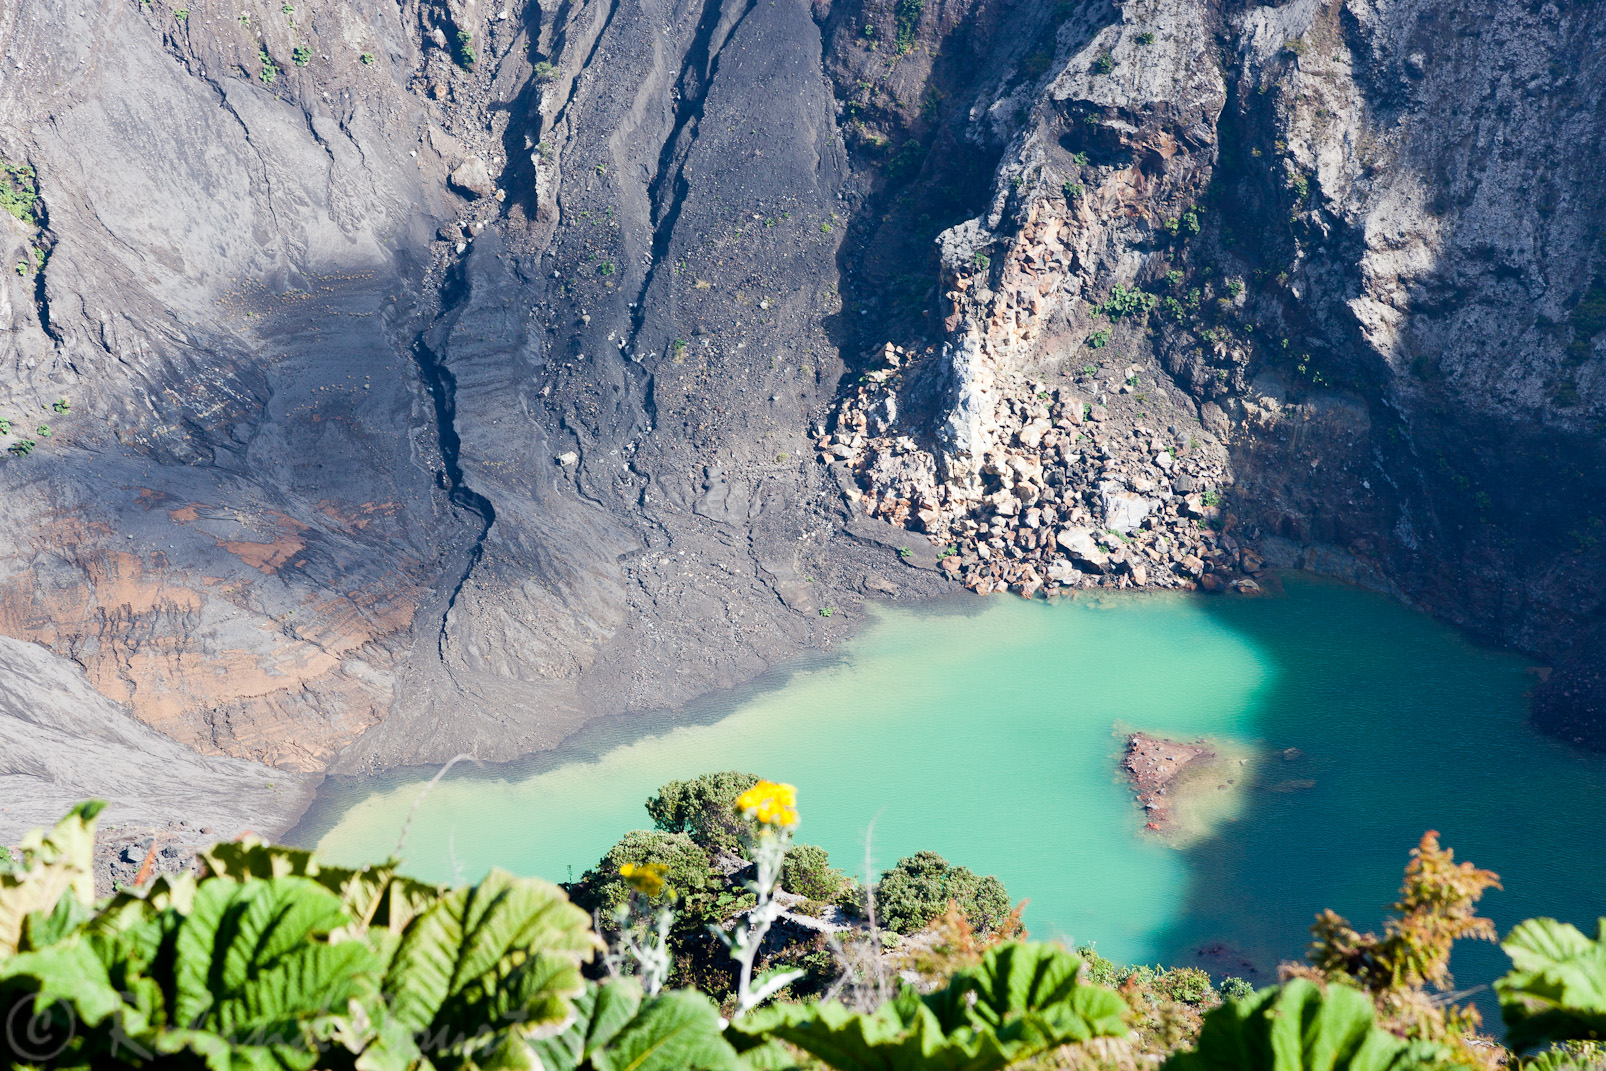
(0, 634), (311, 845)
(0, 0), (946, 823)
(450, 156), (497, 199)
(0, 0), (452, 778)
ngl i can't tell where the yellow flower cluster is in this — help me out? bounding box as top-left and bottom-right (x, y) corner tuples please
(734, 780), (799, 831)
(618, 861), (668, 898)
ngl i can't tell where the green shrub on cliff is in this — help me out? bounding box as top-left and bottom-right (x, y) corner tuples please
(874, 850), (1011, 935)
(567, 828), (719, 925)
(781, 841), (848, 901)
(646, 770), (760, 855)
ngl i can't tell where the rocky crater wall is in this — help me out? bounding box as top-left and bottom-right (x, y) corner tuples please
(0, 0), (1602, 839)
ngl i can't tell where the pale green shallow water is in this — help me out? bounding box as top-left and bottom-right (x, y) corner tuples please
(304, 575), (1606, 997)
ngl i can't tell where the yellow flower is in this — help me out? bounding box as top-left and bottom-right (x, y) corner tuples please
(619, 861), (668, 898)
(734, 780), (799, 831)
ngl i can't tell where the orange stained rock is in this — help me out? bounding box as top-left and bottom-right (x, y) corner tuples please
(220, 535), (306, 574)
(0, 537), (411, 769)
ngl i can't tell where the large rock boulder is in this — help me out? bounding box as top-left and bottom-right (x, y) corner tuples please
(449, 156), (495, 199)
(1099, 482), (1156, 534)
(1056, 527), (1108, 572)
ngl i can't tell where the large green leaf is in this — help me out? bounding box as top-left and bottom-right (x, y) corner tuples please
(520, 979), (739, 1071)
(168, 875), (379, 1070)
(382, 868), (599, 1063)
(1161, 978), (1448, 1071)
(200, 838), (441, 937)
(0, 801), (105, 956)
(531, 979), (646, 1071)
(591, 989), (740, 1071)
(1497, 918), (1606, 1051)
(0, 939), (128, 1063)
(730, 941), (1128, 1071)
(933, 941), (1128, 1044)
(733, 996), (1006, 1071)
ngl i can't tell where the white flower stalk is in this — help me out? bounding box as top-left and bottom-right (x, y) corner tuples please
(716, 781), (806, 1017)
(612, 863), (675, 996)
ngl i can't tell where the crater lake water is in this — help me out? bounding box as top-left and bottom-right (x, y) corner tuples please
(303, 575), (1606, 1000)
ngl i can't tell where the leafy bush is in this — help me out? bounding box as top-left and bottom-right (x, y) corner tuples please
(894, 0), (925, 53)
(1165, 209), (1202, 238)
(567, 828), (718, 924)
(1155, 965), (1215, 1005)
(1099, 283), (1158, 320)
(1218, 975), (1255, 1001)
(885, 139), (925, 182)
(781, 842), (847, 901)
(875, 851), (1011, 935)
(645, 771), (759, 856)
(0, 162), (38, 226)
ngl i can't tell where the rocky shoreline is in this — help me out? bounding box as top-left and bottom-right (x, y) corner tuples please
(824, 344), (1271, 598)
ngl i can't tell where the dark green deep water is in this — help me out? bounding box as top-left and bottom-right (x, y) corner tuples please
(312, 575), (1606, 1002)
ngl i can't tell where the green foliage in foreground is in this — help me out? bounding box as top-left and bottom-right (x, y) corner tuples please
(730, 942), (1128, 1071)
(0, 804), (601, 1069)
(1497, 917), (1606, 1052)
(7, 800), (1606, 1071)
(1162, 978), (1448, 1071)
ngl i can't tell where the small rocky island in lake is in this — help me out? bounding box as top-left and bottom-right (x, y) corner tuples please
(1124, 734), (1215, 834)
(1122, 733), (1257, 843)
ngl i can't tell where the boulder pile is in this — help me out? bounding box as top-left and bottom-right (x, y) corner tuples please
(819, 343), (1268, 597)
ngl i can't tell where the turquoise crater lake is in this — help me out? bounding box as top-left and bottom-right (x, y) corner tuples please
(305, 575), (1606, 996)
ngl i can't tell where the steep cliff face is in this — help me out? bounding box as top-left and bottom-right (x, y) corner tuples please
(1219, 0), (1606, 745)
(0, 0), (1602, 838)
(0, 0), (948, 837)
(826, 0), (1606, 734)
(0, 0), (454, 786)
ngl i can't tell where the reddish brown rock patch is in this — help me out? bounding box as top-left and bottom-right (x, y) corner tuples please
(1123, 733), (1216, 834)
